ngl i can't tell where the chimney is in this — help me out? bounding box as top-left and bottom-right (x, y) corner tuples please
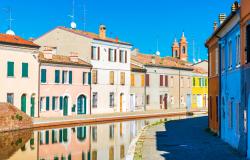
(99, 24), (106, 39)
(69, 52), (79, 62)
(42, 46), (57, 59)
(213, 21), (218, 31)
(115, 37), (119, 43)
(219, 13), (226, 24)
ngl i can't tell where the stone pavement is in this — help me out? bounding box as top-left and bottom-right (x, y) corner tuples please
(141, 116), (245, 160)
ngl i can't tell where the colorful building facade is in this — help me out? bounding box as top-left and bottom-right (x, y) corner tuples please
(38, 48), (92, 117)
(34, 25), (132, 114)
(0, 34), (40, 117)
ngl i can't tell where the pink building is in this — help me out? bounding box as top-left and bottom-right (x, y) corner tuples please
(38, 47), (92, 117)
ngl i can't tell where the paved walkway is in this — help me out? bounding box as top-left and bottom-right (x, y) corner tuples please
(141, 116), (245, 160)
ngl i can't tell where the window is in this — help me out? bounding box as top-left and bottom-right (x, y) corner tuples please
(187, 77), (190, 88)
(52, 97), (59, 110)
(141, 74), (145, 87)
(40, 97), (46, 111)
(110, 71), (114, 85)
(7, 61), (14, 77)
(146, 74), (149, 87)
(82, 72), (88, 85)
(222, 45), (225, 71)
(109, 92), (114, 107)
(52, 130), (58, 144)
(120, 72), (125, 85)
(22, 63), (28, 78)
(236, 34), (241, 66)
(62, 71), (68, 84)
(131, 74), (135, 86)
(165, 75), (168, 87)
(193, 78), (196, 87)
(92, 92), (98, 108)
(41, 69), (47, 83)
(109, 124), (114, 140)
(92, 70), (98, 84)
(215, 48), (219, 74)
(109, 49), (116, 62)
(246, 24), (250, 63)
(160, 75), (164, 86)
(92, 126), (97, 142)
(182, 46), (186, 54)
(7, 93), (14, 104)
(91, 46), (99, 60)
(170, 76), (174, 87)
(46, 96), (50, 111)
(55, 70), (60, 83)
(228, 41), (232, 69)
(119, 50), (127, 63)
(146, 95), (150, 105)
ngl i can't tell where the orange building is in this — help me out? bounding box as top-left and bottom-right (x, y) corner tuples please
(205, 30), (219, 134)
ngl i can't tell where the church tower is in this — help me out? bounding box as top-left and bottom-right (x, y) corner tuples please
(172, 38), (179, 58)
(179, 32), (188, 61)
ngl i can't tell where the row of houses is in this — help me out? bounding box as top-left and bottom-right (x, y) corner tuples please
(0, 22), (208, 118)
(206, 0), (250, 157)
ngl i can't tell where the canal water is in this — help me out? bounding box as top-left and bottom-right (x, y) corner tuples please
(0, 116), (186, 160)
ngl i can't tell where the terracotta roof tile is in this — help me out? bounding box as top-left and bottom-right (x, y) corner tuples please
(38, 53), (92, 67)
(0, 34), (39, 48)
(58, 26), (132, 46)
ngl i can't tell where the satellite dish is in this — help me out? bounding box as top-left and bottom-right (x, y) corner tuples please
(6, 29), (15, 35)
(71, 21), (77, 29)
(156, 51), (160, 56)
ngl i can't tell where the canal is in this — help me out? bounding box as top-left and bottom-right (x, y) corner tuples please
(0, 116), (188, 160)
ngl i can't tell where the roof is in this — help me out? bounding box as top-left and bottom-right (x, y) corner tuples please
(131, 53), (193, 71)
(205, 9), (240, 46)
(192, 66), (208, 74)
(131, 64), (146, 72)
(38, 53), (92, 67)
(191, 60), (208, 66)
(0, 34), (39, 48)
(57, 26), (132, 46)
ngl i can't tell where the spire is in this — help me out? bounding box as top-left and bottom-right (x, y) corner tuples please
(180, 32), (187, 43)
(172, 38), (179, 47)
(5, 8), (15, 35)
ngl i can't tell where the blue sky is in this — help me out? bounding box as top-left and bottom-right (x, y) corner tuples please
(0, 0), (237, 62)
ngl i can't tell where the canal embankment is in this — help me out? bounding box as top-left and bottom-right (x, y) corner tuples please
(33, 109), (207, 130)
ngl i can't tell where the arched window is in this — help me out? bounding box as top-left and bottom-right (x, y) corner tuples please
(77, 126), (86, 141)
(182, 46), (186, 54)
(77, 95), (87, 114)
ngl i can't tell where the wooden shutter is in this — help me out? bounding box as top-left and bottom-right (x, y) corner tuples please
(146, 74), (149, 86)
(146, 95), (150, 105)
(131, 74), (135, 86)
(98, 47), (100, 60)
(7, 61), (14, 77)
(45, 130), (49, 144)
(108, 49), (111, 61)
(52, 97), (56, 110)
(62, 71), (65, 84)
(121, 72), (125, 85)
(88, 72), (91, 84)
(92, 70), (97, 84)
(119, 50), (122, 62)
(160, 75), (163, 86)
(125, 51), (127, 63)
(115, 49), (117, 62)
(165, 75), (168, 87)
(22, 63), (28, 77)
(110, 71), (114, 85)
(141, 74), (145, 87)
(60, 96), (63, 110)
(55, 70), (60, 83)
(46, 97), (50, 111)
(160, 95), (163, 104)
(69, 71), (72, 84)
(91, 46), (94, 60)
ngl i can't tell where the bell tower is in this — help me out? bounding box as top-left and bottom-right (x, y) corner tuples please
(179, 32), (188, 61)
(172, 38), (179, 58)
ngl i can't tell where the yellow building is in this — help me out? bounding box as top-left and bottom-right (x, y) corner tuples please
(192, 71), (208, 109)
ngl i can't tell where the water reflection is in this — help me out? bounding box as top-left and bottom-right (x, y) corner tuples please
(3, 117), (177, 160)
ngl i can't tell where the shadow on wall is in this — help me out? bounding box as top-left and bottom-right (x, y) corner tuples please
(155, 117), (244, 160)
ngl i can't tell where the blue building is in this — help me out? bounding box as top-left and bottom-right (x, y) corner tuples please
(218, 10), (246, 154)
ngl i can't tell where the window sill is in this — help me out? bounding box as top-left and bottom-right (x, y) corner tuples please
(7, 76), (15, 78)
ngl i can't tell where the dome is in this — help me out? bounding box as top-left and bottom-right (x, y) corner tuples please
(6, 29), (15, 35)
(71, 21), (77, 29)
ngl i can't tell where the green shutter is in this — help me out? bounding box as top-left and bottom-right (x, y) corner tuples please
(41, 69), (47, 83)
(62, 71), (65, 84)
(55, 70), (60, 83)
(63, 129), (68, 142)
(59, 129), (63, 142)
(69, 71), (72, 84)
(52, 130), (55, 143)
(46, 97), (50, 111)
(88, 72), (91, 84)
(52, 97), (56, 110)
(60, 96), (63, 110)
(7, 61), (14, 77)
(22, 63), (28, 77)
(45, 130), (49, 144)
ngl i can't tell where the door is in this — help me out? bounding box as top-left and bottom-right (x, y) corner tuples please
(30, 97), (35, 117)
(164, 94), (168, 109)
(197, 94), (203, 108)
(77, 95), (86, 114)
(120, 93), (123, 112)
(21, 94), (26, 113)
(63, 96), (68, 116)
(186, 94), (191, 111)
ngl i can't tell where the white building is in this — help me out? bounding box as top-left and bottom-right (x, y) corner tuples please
(34, 25), (132, 114)
(0, 33), (40, 117)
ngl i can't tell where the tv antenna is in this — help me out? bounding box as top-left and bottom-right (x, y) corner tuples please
(4, 7), (15, 35)
(69, 0), (77, 29)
